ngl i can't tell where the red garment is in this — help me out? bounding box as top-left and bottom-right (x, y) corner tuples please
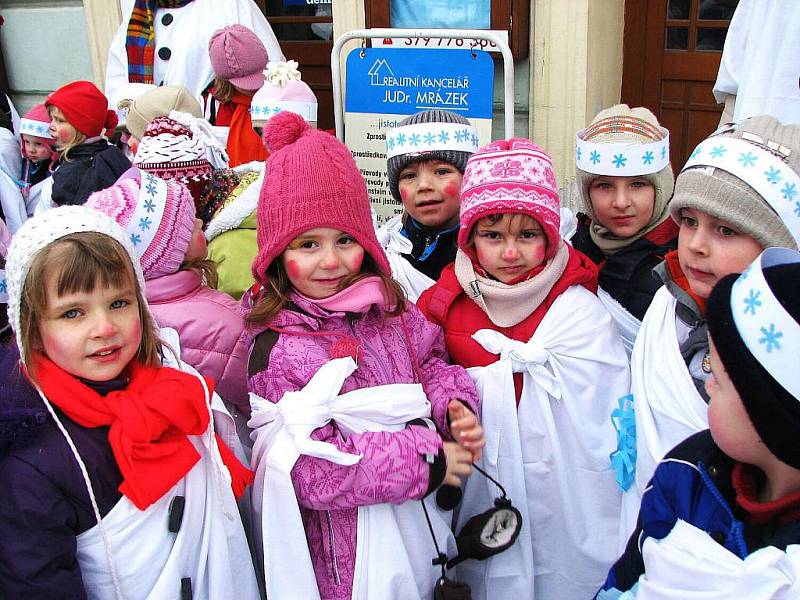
(663, 249), (708, 316)
(732, 462), (800, 525)
(417, 245), (599, 401)
(30, 355), (251, 509)
(219, 92), (267, 167)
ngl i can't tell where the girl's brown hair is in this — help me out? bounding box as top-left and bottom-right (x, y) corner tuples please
(19, 232), (161, 380)
(47, 106), (87, 161)
(180, 256), (219, 289)
(210, 78), (236, 104)
(246, 253), (406, 327)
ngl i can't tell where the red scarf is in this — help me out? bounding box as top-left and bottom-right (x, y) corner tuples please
(225, 92), (267, 167)
(31, 355), (252, 510)
(664, 250), (708, 316)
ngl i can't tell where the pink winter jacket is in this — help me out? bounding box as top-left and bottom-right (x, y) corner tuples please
(146, 269), (249, 413)
(248, 293), (479, 600)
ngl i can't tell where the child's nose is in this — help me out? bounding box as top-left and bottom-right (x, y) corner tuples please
(502, 245), (519, 261)
(319, 247), (341, 269)
(91, 312), (117, 337)
(612, 188), (631, 209)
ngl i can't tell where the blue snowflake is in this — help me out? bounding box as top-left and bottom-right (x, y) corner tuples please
(454, 129), (466, 143)
(143, 199), (156, 213)
(743, 289), (762, 315)
(709, 145), (727, 158)
(462, 128), (472, 142)
(423, 132), (436, 145)
(689, 146), (702, 160)
(145, 182), (157, 196)
(738, 151), (757, 167)
(130, 232), (141, 246)
(765, 166), (782, 184)
(758, 324), (783, 353)
(387, 137), (395, 151)
(438, 130), (450, 143)
(642, 151), (654, 165)
(735, 264), (753, 286)
(794, 201), (800, 217)
(471, 134), (479, 146)
(576, 146), (582, 161)
(409, 133), (421, 147)
(661, 145), (667, 160)
(612, 153), (627, 168)
(273, 107), (281, 115)
(0, 279), (6, 294)
(589, 150), (601, 165)
(781, 182), (797, 201)
(396, 133), (406, 146)
(138, 217), (152, 231)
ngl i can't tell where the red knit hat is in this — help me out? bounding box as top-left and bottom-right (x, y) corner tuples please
(252, 111), (390, 285)
(45, 81), (118, 137)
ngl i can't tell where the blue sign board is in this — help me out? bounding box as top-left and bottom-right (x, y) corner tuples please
(345, 48), (494, 119)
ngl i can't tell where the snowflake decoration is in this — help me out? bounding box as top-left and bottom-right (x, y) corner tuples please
(765, 166), (782, 184)
(387, 137), (395, 151)
(612, 153), (627, 168)
(490, 159), (523, 178)
(273, 107), (281, 115)
(423, 132), (436, 145)
(438, 130), (450, 143)
(589, 150), (601, 165)
(709, 145), (727, 158)
(138, 217), (152, 231)
(396, 133), (406, 146)
(794, 201), (800, 217)
(661, 145), (667, 160)
(642, 151), (654, 165)
(689, 146), (702, 160)
(758, 323), (783, 353)
(455, 129), (466, 143)
(0, 279), (6, 294)
(471, 134), (479, 146)
(461, 128), (472, 142)
(145, 182), (157, 196)
(743, 289), (762, 315)
(738, 151), (757, 167)
(735, 264), (753, 286)
(143, 198), (156, 213)
(576, 147), (582, 161)
(409, 133), (420, 147)
(781, 182), (797, 201)
(130, 232), (141, 246)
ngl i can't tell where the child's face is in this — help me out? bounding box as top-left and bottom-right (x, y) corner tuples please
(588, 175), (655, 238)
(48, 107), (79, 149)
(398, 160), (462, 229)
(185, 218), (207, 261)
(282, 227), (365, 299)
(677, 207), (763, 299)
(706, 338), (765, 466)
(472, 214), (547, 284)
(38, 277), (142, 381)
(22, 134), (52, 162)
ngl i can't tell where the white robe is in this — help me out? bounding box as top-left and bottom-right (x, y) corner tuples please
(106, 0), (285, 101)
(456, 285), (629, 600)
(0, 127), (25, 234)
(376, 215), (437, 303)
(713, 0), (800, 124)
(248, 357), (455, 600)
(622, 287), (709, 538)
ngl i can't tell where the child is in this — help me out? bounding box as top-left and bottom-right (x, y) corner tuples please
(19, 103), (58, 214)
(85, 169), (250, 419)
(124, 85), (204, 158)
(417, 138), (631, 600)
(204, 61), (317, 299)
(627, 116), (800, 533)
(45, 81), (131, 207)
(207, 24), (269, 166)
(0, 205), (258, 598)
(572, 105), (678, 353)
(598, 247), (800, 598)
(246, 111), (483, 600)
(379, 109), (478, 301)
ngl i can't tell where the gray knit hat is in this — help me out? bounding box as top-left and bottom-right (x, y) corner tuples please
(671, 115), (800, 250)
(386, 109), (475, 203)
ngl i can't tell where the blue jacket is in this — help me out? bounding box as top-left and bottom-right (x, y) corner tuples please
(598, 430), (800, 597)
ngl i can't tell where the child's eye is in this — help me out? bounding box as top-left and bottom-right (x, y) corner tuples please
(299, 240), (317, 249)
(520, 230), (541, 239)
(337, 236), (356, 246)
(630, 180), (649, 189)
(399, 171), (416, 181)
(680, 215), (697, 228)
(61, 309), (81, 319)
(718, 225), (737, 237)
(435, 168), (454, 176)
(110, 299), (130, 310)
(479, 230), (500, 240)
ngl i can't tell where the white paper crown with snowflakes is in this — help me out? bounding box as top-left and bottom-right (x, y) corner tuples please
(385, 122), (479, 159)
(576, 126), (670, 176)
(731, 247), (800, 401)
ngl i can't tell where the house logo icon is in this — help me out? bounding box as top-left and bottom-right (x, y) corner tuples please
(368, 59), (394, 86)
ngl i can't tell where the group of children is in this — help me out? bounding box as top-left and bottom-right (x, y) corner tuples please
(1, 19), (800, 599)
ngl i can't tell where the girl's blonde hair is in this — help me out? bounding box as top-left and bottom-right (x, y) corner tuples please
(246, 253), (406, 327)
(210, 78), (236, 104)
(19, 232), (161, 380)
(47, 106), (87, 161)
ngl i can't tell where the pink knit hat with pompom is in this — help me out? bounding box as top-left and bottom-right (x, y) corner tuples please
(252, 111), (390, 284)
(85, 168), (196, 279)
(458, 138), (561, 259)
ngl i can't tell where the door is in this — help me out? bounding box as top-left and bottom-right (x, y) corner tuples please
(622, 0), (739, 169)
(257, 0), (335, 131)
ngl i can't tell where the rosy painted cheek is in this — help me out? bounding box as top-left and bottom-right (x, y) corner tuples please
(533, 245), (546, 263)
(286, 259), (300, 279)
(443, 183), (459, 198)
(400, 189), (408, 201)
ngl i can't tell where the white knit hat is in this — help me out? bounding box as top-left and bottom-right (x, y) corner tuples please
(5, 205), (151, 362)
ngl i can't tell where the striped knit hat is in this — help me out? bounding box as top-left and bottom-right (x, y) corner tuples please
(85, 168), (196, 279)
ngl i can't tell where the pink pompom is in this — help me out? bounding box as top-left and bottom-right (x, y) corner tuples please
(262, 110), (308, 153)
(330, 336), (361, 363)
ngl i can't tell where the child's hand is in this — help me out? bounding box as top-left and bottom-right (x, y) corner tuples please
(442, 442), (473, 487)
(448, 399), (485, 462)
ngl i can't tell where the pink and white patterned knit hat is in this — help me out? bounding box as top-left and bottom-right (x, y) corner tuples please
(458, 138), (561, 257)
(84, 168), (195, 280)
